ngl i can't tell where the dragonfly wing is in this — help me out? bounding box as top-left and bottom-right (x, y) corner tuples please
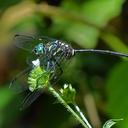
(39, 35), (70, 47)
(39, 35), (57, 45)
(14, 34), (38, 52)
(20, 89), (43, 110)
(14, 34), (59, 52)
(9, 67), (31, 94)
(26, 54), (38, 66)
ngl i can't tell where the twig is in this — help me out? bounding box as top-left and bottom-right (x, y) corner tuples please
(48, 86), (90, 128)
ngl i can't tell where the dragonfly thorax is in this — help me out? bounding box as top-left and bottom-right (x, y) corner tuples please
(33, 43), (45, 55)
(46, 40), (75, 59)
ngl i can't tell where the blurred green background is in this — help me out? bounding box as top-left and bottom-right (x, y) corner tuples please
(0, 0), (128, 128)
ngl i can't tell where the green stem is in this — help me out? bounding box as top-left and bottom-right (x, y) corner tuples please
(48, 86), (89, 128)
(74, 105), (92, 128)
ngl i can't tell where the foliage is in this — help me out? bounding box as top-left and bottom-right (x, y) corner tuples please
(106, 61), (128, 128)
(103, 119), (123, 128)
(0, 0), (128, 128)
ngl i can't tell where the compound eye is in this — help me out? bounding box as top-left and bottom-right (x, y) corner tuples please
(33, 48), (38, 55)
(34, 49), (37, 53)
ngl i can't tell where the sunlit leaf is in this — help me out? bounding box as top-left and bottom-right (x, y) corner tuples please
(103, 119), (123, 128)
(61, 0), (125, 48)
(82, 0), (124, 26)
(106, 61), (128, 128)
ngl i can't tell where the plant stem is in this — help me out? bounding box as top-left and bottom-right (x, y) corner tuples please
(48, 86), (90, 128)
(75, 105), (92, 128)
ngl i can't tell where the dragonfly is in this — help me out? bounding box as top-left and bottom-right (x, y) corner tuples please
(10, 34), (128, 110)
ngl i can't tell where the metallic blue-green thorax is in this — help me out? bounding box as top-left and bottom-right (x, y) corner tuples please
(33, 43), (45, 55)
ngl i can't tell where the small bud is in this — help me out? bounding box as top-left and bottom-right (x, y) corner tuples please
(60, 84), (76, 104)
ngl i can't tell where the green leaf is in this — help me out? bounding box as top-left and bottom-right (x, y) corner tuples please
(103, 119), (123, 128)
(101, 33), (128, 53)
(12, 13), (42, 32)
(28, 66), (50, 92)
(106, 61), (128, 127)
(64, 0), (124, 48)
(65, 23), (99, 48)
(0, 87), (14, 109)
(82, 0), (124, 26)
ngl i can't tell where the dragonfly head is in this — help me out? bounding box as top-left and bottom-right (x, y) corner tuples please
(33, 43), (45, 56)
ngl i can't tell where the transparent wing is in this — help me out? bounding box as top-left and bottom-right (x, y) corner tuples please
(14, 34), (38, 52)
(14, 34), (58, 52)
(20, 89), (43, 110)
(26, 54), (39, 66)
(18, 47), (66, 109)
(9, 67), (31, 94)
(38, 35), (57, 44)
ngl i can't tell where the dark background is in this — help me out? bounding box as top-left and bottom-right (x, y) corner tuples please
(0, 0), (128, 128)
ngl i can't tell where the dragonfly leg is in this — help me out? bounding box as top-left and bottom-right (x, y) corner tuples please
(46, 61), (52, 71)
(52, 51), (66, 76)
(50, 61), (63, 84)
(49, 52), (66, 83)
(37, 51), (66, 85)
(56, 62), (63, 75)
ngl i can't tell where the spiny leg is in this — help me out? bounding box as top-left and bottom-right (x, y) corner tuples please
(49, 52), (66, 83)
(34, 51), (66, 86)
(50, 61), (63, 83)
